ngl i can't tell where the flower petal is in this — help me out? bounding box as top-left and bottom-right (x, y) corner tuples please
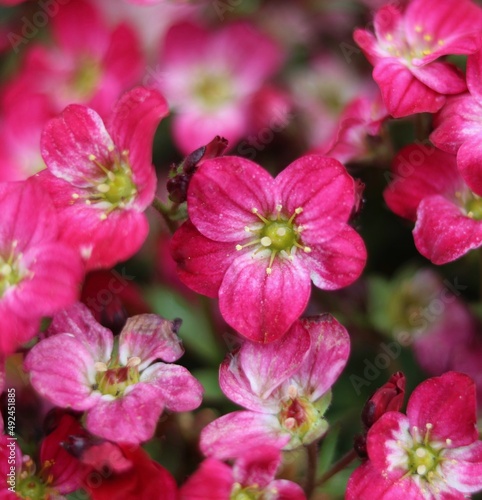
(457, 135), (482, 196)
(219, 253), (311, 343)
(406, 372), (478, 447)
(233, 445), (281, 488)
(179, 459), (233, 500)
(442, 442), (482, 493)
(188, 156), (275, 243)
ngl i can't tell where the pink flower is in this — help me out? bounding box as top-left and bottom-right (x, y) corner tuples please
(24, 303), (203, 445)
(200, 315), (350, 459)
(155, 21), (283, 154)
(346, 372), (482, 499)
(180, 446), (305, 500)
(354, 0), (482, 117)
(0, 178), (83, 354)
(35, 86), (168, 270)
(384, 144), (482, 264)
(171, 154), (366, 343)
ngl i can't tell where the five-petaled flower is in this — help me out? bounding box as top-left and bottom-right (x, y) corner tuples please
(171, 154), (366, 343)
(347, 372), (482, 499)
(24, 302), (203, 445)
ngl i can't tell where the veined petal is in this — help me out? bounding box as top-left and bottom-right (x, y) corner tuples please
(233, 445), (281, 488)
(119, 314), (184, 368)
(200, 411), (289, 460)
(140, 362), (203, 412)
(441, 442), (482, 492)
(466, 50), (482, 105)
(373, 59), (445, 117)
(41, 105), (114, 186)
(219, 253), (311, 343)
(86, 384), (164, 444)
(0, 305), (39, 354)
(410, 63), (466, 95)
(170, 221), (236, 298)
(293, 315), (350, 401)
(406, 372), (478, 447)
(179, 459), (233, 500)
(275, 154), (355, 223)
(414, 195), (482, 265)
(24, 333), (102, 410)
(219, 321), (311, 412)
(188, 156), (275, 243)
(268, 480), (306, 500)
(457, 135), (482, 196)
(300, 224), (367, 290)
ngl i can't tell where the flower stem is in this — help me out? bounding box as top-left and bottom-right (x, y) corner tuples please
(304, 442), (318, 498)
(151, 197), (178, 234)
(315, 448), (358, 488)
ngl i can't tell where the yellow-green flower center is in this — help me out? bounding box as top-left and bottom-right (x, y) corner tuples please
(71, 57), (101, 99)
(193, 72), (234, 110)
(236, 206), (311, 275)
(94, 356), (141, 398)
(230, 483), (262, 500)
(72, 150), (137, 220)
(0, 241), (26, 298)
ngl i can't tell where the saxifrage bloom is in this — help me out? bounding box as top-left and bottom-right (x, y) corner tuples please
(171, 154), (366, 343)
(24, 303), (203, 445)
(347, 372), (482, 499)
(35, 86), (168, 270)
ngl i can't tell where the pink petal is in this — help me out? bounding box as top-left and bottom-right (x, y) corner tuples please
(442, 442), (482, 492)
(86, 384), (164, 444)
(0, 305), (38, 354)
(383, 145), (462, 221)
(179, 459), (233, 500)
(170, 221), (236, 298)
(406, 372), (478, 447)
(219, 253), (311, 343)
(275, 154), (355, 223)
(160, 21), (209, 67)
(219, 321), (311, 412)
(354, 29), (383, 66)
(373, 59), (445, 117)
(233, 445), (281, 487)
(293, 315), (350, 400)
(0, 178), (58, 252)
(346, 461), (425, 500)
(410, 63), (466, 95)
(457, 135), (482, 196)
(300, 224), (367, 290)
(140, 362), (204, 412)
(188, 156), (275, 243)
(268, 480), (306, 500)
(119, 314), (184, 368)
(414, 195), (482, 264)
(108, 87), (168, 207)
(466, 50), (482, 105)
(431, 94), (482, 154)
(24, 333), (102, 410)
(41, 105), (114, 186)
(373, 5), (404, 48)
(200, 411), (289, 460)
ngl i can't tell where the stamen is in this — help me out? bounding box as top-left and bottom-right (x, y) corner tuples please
(276, 228), (287, 237)
(252, 208), (270, 224)
(284, 417), (296, 430)
(127, 356), (141, 368)
(99, 213), (108, 221)
(235, 239), (261, 251)
(260, 236), (272, 247)
(96, 183), (110, 193)
(72, 193), (80, 199)
(417, 465), (427, 475)
(266, 249), (278, 275)
(288, 385), (298, 399)
(94, 361), (108, 372)
(415, 448), (426, 458)
(107, 144), (115, 152)
(423, 34), (432, 41)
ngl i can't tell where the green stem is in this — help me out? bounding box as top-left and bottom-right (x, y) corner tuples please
(304, 442), (318, 498)
(315, 448), (358, 487)
(151, 197), (177, 234)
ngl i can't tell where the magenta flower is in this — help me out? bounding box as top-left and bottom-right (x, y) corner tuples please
(171, 155), (366, 343)
(347, 372), (482, 499)
(180, 446), (305, 500)
(36, 86), (168, 270)
(200, 315), (350, 459)
(156, 21), (283, 154)
(354, 0), (482, 117)
(0, 179), (83, 354)
(24, 303), (203, 445)
(384, 144), (482, 264)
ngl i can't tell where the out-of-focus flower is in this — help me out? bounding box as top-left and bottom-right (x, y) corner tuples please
(24, 302), (204, 445)
(35, 86), (168, 270)
(200, 315), (350, 459)
(347, 372), (482, 499)
(384, 144), (482, 264)
(180, 446), (305, 500)
(155, 21), (283, 154)
(172, 154), (366, 343)
(0, 178), (83, 354)
(354, 0), (482, 117)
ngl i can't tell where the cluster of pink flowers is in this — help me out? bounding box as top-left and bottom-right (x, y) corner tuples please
(1, 0), (482, 498)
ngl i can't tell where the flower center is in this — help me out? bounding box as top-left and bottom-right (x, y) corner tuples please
(94, 356), (141, 398)
(72, 150), (137, 220)
(405, 423), (446, 483)
(71, 58), (101, 99)
(17, 457), (56, 500)
(0, 241), (27, 298)
(236, 206), (311, 275)
(230, 483), (262, 500)
(193, 72), (234, 110)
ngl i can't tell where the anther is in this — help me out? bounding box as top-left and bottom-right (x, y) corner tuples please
(260, 236), (272, 247)
(72, 193), (80, 199)
(288, 385), (298, 399)
(94, 362), (108, 372)
(96, 184), (110, 193)
(88, 154), (96, 161)
(415, 448), (426, 458)
(417, 465), (427, 476)
(127, 356), (141, 368)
